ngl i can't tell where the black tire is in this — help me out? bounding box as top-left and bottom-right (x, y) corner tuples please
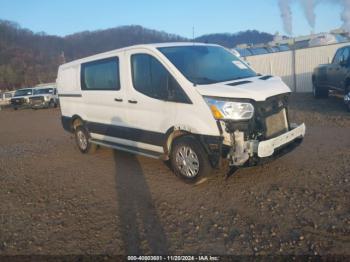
(49, 100), (55, 108)
(346, 103), (350, 112)
(313, 82), (328, 98)
(13, 107), (18, 111)
(170, 136), (212, 184)
(74, 126), (97, 154)
(345, 86), (350, 112)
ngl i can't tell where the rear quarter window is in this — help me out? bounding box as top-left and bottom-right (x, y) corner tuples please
(81, 57), (120, 91)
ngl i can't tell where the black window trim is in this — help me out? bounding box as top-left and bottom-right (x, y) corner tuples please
(130, 53), (192, 104)
(341, 47), (350, 63)
(81, 56), (121, 91)
(332, 48), (344, 64)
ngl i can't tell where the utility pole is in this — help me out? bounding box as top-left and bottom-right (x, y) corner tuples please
(192, 26), (195, 44)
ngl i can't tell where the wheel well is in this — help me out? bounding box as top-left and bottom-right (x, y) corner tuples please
(71, 115), (84, 131)
(163, 129), (191, 157)
(163, 130), (222, 168)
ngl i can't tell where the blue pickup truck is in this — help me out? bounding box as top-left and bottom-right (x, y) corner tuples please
(312, 45), (350, 111)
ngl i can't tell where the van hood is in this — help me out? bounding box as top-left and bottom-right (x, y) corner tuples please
(195, 76), (291, 101)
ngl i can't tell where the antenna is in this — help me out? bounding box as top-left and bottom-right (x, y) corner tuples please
(192, 26), (195, 44)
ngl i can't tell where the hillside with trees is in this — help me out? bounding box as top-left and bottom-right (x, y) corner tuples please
(0, 20), (273, 91)
(194, 30), (274, 47)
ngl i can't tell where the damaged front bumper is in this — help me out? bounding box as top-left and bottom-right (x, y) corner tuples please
(257, 123), (306, 158)
(225, 123), (306, 167)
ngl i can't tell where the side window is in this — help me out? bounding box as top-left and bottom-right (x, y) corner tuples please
(131, 54), (191, 103)
(333, 49), (344, 64)
(81, 57), (120, 90)
(341, 48), (350, 64)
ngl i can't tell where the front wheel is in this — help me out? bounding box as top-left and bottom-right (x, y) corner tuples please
(74, 126), (97, 154)
(170, 136), (212, 183)
(313, 82), (328, 98)
(344, 86), (350, 112)
(48, 100), (56, 108)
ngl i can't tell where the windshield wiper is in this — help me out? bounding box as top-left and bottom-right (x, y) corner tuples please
(225, 76), (253, 82)
(190, 77), (218, 85)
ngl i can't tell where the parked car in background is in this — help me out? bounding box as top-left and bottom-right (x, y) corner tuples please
(0, 91), (15, 107)
(57, 43), (305, 183)
(30, 86), (58, 109)
(312, 45), (350, 111)
(10, 88), (35, 110)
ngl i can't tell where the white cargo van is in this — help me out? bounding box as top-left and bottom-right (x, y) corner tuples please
(57, 43), (305, 182)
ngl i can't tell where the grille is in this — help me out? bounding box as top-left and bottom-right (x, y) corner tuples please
(31, 96), (44, 101)
(30, 96), (44, 104)
(265, 109), (288, 138)
(222, 94), (291, 140)
(11, 98), (25, 105)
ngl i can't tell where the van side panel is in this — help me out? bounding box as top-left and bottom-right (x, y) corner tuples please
(57, 65), (87, 120)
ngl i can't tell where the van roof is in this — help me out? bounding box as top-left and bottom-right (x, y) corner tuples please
(59, 42), (220, 69)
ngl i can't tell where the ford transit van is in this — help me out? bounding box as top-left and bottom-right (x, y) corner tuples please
(57, 43), (305, 182)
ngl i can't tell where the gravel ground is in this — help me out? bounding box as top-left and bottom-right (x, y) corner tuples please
(0, 93), (349, 257)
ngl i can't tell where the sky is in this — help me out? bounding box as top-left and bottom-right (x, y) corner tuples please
(0, 0), (344, 38)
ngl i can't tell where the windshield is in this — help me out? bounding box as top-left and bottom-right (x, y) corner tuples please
(158, 45), (257, 85)
(14, 89), (32, 97)
(34, 88), (53, 95)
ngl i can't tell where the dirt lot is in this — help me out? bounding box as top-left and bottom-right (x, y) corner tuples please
(0, 93), (349, 256)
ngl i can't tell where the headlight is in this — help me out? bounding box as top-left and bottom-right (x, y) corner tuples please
(45, 96), (50, 101)
(204, 97), (254, 120)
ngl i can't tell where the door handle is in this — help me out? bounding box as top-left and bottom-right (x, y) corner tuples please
(128, 100), (138, 104)
(114, 98), (123, 102)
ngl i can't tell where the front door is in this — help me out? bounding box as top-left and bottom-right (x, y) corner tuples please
(327, 48), (344, 89)
(123, 49), (190, 153)
(334, 47), (350, 91)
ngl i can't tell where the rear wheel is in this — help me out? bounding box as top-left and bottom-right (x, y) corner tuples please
(345, 86), (350, 112)
(313, 82), (328, 98)
(49, 100), (55, 108)
(170, 136), (212, 184)
(74, 125), (97, 154)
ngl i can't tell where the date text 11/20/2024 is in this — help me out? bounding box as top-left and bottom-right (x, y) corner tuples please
(127, 255), (220, 261)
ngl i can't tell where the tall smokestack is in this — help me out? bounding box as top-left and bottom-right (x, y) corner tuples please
(278, 0), (293, 35)
(277, 0), (350, 34)
(340, 0), (350, 32)
(300, 0), (316, 28)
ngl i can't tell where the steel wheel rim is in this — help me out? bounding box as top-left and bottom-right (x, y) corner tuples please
(77, 130), (88, 150)
(175, 146), (200, 178)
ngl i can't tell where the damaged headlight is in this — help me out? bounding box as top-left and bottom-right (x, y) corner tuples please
(204, 97), (254, 120)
